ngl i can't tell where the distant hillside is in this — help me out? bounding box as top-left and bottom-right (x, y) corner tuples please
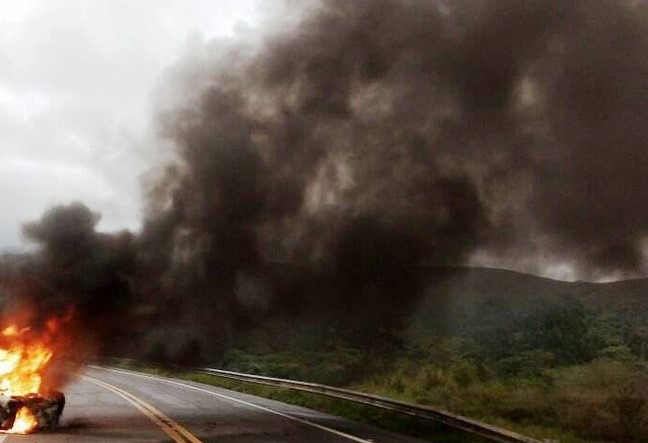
(408, 267), (648, 337)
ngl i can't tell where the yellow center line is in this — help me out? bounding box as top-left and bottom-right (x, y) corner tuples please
(83, 375), (203, 443)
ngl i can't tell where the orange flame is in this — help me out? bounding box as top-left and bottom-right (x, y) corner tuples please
(0, 329), (53, 397)
(0, 316), (67, 434)
(9, 407), (38, 434)
(2, 326), (18, 337)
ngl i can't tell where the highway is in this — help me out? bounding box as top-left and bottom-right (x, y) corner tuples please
(0, 367), (429, 442)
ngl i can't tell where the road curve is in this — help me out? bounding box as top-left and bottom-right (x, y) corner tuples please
(0, 366), (430, 442)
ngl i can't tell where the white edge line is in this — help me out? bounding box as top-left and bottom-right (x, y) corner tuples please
(92, 366), (377, 443)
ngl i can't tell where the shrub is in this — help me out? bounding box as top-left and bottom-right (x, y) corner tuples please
(550, 360), (648, 441)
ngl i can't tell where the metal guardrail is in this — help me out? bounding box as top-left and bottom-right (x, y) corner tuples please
(195, 367), (543, 443)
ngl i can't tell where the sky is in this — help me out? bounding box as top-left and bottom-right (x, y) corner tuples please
(0, 0), (268, 251)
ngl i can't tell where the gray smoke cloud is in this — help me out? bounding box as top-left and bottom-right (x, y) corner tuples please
(134, 0), (648, 355)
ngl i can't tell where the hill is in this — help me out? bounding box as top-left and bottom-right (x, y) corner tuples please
(406, 266), (648, 337)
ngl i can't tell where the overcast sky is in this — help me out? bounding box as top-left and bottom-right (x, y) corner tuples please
(0, 0), (272, 250)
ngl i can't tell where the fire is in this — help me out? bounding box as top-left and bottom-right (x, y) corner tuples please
(0, 318), (63, 434)
(9, 407), (38, 434)
(2, 326), (18, 337)
(0, 327), (53, 397)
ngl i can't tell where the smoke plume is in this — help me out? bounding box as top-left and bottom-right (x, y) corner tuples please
(18, 203), (138, 353)
(131, 0), (648, 355)
(3, 0), (648, 362)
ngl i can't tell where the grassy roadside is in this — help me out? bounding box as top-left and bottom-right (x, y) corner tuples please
(107, 360), (492, 443)
(104, 351), (648, 443)
(105, 340), (648, 443)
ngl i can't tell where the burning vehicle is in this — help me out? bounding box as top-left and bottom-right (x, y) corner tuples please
(0, 322), (67, 434)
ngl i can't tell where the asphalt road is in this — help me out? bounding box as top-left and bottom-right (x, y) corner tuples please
(0, 367), (430, 442)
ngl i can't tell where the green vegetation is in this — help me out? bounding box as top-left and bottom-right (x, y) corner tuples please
(209, 301), (647, 443)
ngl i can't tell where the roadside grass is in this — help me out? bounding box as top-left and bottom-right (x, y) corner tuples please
(351, 358), (645, 443)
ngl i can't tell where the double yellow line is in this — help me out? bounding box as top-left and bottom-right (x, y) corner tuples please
(83, 375), (203, 443)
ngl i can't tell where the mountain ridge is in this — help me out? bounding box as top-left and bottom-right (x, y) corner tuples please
(406, 266), (648, 338)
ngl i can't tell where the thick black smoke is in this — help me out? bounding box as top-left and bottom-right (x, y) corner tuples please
(134, 0), (648, 355)
(18, 203), (139, 354)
